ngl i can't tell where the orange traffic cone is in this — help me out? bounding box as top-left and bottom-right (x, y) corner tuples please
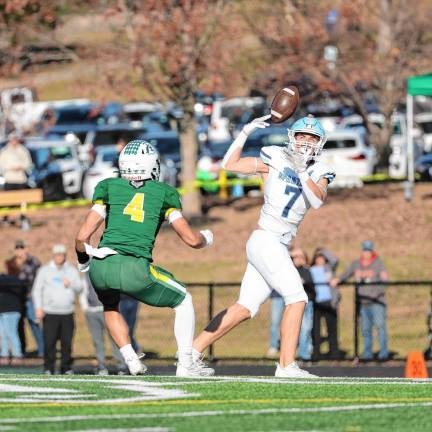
(404, 351), (429, 378)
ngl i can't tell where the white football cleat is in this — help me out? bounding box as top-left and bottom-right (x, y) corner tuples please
(275, 361), (318, 378)
(176, 361), (215, 377)
(125, 353), (147, 376)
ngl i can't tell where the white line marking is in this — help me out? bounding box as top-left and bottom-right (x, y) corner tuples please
(0, 402), (431, 424)
(71, 429), (171, 432)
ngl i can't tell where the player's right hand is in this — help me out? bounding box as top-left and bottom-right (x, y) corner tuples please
(200, 229), (214, 247)
(242, 115), (271, 136)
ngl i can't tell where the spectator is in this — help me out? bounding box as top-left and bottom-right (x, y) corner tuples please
(0, 274), (26, 365)
(332, 240), (389, 361)
(313, 246), (339, 273)
(310, 251), (340, 360)
(267, 248), (315, 361)
(5, 240), (43, 357)
(119, 295), (140, 353)
(32, 244), (82, 375)
(80, 275), (127, 375)
(0, 133), (32, 191)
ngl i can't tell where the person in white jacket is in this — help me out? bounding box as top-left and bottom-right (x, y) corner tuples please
(32, 244), (82, 374)
(79, 274), (127, 375)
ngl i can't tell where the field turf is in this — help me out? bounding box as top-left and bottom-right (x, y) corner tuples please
(0, 375), (431, 431)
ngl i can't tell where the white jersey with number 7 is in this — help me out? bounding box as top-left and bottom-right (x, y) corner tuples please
(258, 146), (335, 244)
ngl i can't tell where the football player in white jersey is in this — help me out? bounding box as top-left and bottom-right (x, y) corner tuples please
(192, 114), (335, 378)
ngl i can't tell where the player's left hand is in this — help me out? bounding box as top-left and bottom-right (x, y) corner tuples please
(200, 229), (214, 247)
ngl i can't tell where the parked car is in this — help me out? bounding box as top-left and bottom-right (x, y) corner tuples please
(339, 113), (424, 177)
(82, 145), (177, 200)
(320, 129), (377, 187)
(208, 97), (267, 142)
(26, 136), (84, 199)
(415, 152), (432, 181)
(139, 130), (181, 165)
(414, 113), (432, 152)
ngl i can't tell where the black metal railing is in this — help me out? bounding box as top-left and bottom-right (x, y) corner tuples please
(186, 280), (432, 362)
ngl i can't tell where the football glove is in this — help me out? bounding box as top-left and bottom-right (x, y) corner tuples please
(200, 229), (214, 247)
(242, 115), (271, 136)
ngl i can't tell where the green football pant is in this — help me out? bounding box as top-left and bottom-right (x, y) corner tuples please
(89, 254), (186, 308)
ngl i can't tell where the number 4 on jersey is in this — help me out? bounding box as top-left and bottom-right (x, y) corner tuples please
(123, 193), (145, 223)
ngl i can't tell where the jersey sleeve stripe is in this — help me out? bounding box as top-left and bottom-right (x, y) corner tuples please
(93, 199), (105, 205)
(165, 207), (180, 219)
(260, 149), (272, 160)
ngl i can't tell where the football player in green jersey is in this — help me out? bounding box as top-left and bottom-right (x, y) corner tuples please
(75, 140), (214, 377)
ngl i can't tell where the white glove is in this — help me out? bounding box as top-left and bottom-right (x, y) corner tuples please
(291, 151), (307, 174)
(77, 259), (91, 273)
(242, 114), (271, 136)
(200, 229), (214, 247)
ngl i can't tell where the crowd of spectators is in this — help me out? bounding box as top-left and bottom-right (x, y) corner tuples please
(0, 239), (140, 375)
(267, 241), (390, 362)
(0, 237), (391, 372)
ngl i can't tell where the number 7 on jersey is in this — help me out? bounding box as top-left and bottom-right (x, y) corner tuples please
(282, 185), (301, 218)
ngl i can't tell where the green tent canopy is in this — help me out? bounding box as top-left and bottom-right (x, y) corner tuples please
(407, 73), (432, 96)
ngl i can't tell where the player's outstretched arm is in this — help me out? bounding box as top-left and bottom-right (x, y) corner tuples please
(171, 217), (213, 249)
(222, 115), (270, 175)
(75, 206), (105, 270)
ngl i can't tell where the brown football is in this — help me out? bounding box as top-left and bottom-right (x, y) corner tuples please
(270, 85), (299, 123)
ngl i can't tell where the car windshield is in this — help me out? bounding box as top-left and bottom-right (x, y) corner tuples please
(55, 107), (102, 125)
(245, 132), (287, 150)
(146, 137), (180, 154)
(31, 145), (73, 168)
(324, 139), (357, 149)
(93, 129), (147, 147)
(100, 150), (118, 164)
(418, 121), (432, 134)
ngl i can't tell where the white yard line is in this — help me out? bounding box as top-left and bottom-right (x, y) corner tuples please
(0, 402), (431, 424)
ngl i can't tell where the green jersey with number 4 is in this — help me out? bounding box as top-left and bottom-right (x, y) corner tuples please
(92, 177), (181, 260)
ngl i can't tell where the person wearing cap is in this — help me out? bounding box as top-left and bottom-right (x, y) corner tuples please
(0, 133), (32, 191)
(32, 244), (82, 374)
(331, 240), (389, 361)
(5, 240), (42, 357)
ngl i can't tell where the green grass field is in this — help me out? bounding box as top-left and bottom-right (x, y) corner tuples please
(0, 375), (431, 431)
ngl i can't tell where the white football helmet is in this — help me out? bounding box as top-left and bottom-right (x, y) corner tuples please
(119, 140), (160, 181)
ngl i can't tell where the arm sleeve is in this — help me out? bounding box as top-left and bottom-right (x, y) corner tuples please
(163, 187), (182, 220)
(32, 268), (44, 310)
(79, 279), (89, 310)
(92, 179), (109, 205)
(338, 262), (356, 283)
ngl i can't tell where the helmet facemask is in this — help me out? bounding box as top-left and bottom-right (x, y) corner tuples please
(286, 130), (325, 163)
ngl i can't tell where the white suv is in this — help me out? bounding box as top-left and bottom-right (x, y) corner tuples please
(320, 129), (376, 188)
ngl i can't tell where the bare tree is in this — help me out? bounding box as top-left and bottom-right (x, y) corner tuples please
(242, 0), (432, 165)
(114, 0), (238, 217)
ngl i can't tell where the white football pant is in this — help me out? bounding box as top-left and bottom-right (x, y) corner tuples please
(237, 230), (308, 318)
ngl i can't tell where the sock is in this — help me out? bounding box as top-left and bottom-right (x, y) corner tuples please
(192, 348), (202, 362)
(119, 344), (137, 361)
(174, 293), (195, 367)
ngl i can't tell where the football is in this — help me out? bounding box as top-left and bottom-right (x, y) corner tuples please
(270, 86), (299, 123)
